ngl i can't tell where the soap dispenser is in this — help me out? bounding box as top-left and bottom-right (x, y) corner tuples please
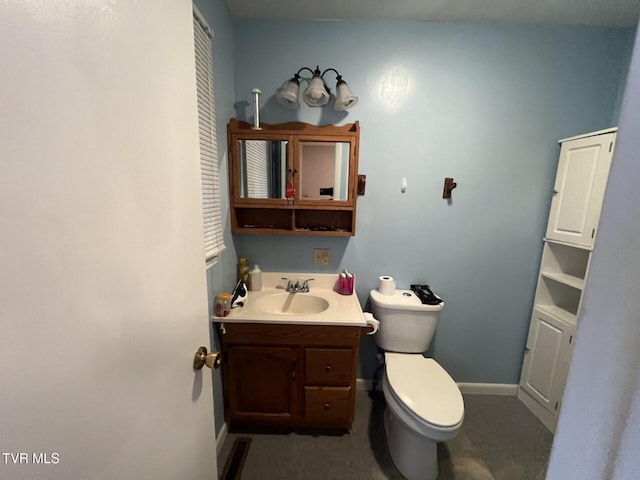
(249, 264), (262, 292)
(238, 257), (250, 283)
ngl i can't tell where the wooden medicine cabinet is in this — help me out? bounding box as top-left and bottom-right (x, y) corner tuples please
(227, 119), (360, 236)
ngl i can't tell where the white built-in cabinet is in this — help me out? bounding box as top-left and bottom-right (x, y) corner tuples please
(518, 128), (617, 432)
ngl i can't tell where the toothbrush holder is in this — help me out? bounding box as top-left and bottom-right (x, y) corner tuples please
(338, 274), (355, 295)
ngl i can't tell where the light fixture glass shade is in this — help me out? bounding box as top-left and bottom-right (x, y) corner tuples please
(303, 75), (330, 107)
(277, 78), (300, 110)
(334, 80), (358, 111)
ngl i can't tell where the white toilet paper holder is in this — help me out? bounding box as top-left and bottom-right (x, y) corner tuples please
(363, 312), (379, 335)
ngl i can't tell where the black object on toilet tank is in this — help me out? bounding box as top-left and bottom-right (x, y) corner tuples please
(410, 285), (443, 305)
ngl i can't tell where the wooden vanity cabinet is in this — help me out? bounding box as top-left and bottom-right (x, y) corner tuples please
(220, 323), (361, 430)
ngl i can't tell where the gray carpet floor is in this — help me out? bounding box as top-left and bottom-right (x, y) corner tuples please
(217, 391), (553, 479)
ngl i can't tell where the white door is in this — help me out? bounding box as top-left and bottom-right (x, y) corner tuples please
(520, 309), (574, 414)
(546, 132), (616, 247)
(0, 2), (217, 479)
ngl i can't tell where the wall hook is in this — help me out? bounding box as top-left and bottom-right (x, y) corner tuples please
(443, 177), (457, 199)
(357, 174), (366, 195)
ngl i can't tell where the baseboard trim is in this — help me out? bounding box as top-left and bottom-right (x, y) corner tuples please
(216, 422), (228, 456)
(457, 383), (518, 396)
(356, 378), (376, 391)
(357, 378), (518, 396)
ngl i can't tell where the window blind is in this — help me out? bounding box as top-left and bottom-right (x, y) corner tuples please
(193, 9), (225, 267)
(245, 140), (270, 198)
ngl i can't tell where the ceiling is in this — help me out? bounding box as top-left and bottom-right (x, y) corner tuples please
(225, 0), (640, 27)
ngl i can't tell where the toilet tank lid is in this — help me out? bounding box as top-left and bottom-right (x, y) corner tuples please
(370, 289), (444, 312)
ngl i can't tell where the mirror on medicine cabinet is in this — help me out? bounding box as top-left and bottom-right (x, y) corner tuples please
(237, 139), (289, 199)
(237, 139), (351, 201)
(228, 119), (360, 236)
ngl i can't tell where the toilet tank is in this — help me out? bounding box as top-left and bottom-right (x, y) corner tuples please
(370, 289), (444, 353)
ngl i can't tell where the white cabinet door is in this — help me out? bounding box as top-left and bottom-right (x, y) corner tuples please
(520, 309), (574, 414)
(546, 133), (616, 247)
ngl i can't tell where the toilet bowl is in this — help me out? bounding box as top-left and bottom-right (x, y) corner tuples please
(384, 353), (464, 440)
(370, 289), (464, 480)
(382, 353), (464, 480)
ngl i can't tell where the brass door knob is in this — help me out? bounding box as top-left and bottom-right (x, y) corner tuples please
(193, 346), (222, 370)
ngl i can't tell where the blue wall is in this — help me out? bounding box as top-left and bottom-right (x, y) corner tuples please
(230, 20), (635, 384)
(611, 27), (637, 122)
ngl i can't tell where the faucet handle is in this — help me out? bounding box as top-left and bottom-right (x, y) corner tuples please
(281, 277), (295, 292)
(301, 278), (315, 292)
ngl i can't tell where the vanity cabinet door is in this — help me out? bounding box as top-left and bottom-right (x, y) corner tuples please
(225, 345), (298, 424)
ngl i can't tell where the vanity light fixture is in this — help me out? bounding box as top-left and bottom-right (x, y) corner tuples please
(277, 66), (358, 111)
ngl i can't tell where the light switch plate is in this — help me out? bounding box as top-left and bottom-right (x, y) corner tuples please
(313, 248), (331, 266)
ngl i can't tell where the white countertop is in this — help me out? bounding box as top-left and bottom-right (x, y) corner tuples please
(211, 272), (366, 326)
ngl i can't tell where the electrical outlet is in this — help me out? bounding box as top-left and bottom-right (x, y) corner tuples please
(313, 248), (331, 266)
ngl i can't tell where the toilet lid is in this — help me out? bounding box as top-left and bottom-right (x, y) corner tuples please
(385, 353), (464, 428)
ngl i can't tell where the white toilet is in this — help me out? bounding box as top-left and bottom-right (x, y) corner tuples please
(370, 288), (464, 480)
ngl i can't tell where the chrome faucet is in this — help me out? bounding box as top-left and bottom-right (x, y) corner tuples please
(281, 277), (314, 293)
(300, 278), (314, 292)
(282, 277), (296, 292)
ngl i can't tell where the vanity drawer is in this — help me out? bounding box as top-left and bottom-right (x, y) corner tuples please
(304, 386), (351, 422)
(305, 348), (353, 386)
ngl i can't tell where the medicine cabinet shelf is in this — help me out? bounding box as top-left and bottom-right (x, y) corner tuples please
(232, 206), (355, 236)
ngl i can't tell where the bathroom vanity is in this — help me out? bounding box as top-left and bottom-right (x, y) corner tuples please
(213, 273), (368, 430)
(220, 323), (361, 429)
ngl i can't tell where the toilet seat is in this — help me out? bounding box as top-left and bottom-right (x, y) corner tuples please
(384, 353), (464, 431)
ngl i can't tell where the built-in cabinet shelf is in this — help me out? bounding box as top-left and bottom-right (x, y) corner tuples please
(540, 272), (584, 291)
(540, 272), (584, 290)
(518, 128), (616, 432)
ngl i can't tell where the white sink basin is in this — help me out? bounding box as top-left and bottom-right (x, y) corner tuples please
(210, 273), (366, 326)
(255, 292), (330, 316)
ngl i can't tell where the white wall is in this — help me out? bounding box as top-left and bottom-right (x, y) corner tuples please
(0, 1), (216, 478)
(547, 27), (640, 480)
